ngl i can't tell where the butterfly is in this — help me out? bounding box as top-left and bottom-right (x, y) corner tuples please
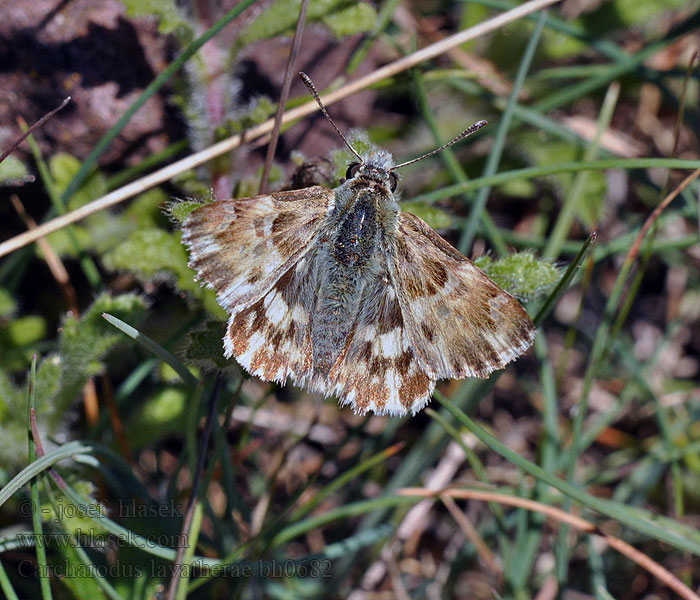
(181, 72), (536, 416)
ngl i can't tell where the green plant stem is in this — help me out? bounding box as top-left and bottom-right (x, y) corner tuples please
(0, 560), (19, 600)
(174, 501), (204, 600)
(543, 81), (619, 260)
(459, 10), (548, 254)
(27, 356), (53, 600)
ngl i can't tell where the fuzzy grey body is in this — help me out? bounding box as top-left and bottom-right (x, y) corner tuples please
(312, 151), (399, 375)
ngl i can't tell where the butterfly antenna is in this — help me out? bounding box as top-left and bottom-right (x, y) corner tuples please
(299, 72), (363, 163)
(390, 120), (488, 171)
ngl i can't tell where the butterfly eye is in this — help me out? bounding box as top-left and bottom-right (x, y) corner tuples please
(345, 163), (361, 179)
(389, 172), (399, 192)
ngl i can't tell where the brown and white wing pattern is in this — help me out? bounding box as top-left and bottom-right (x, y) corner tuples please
(325, 273), (436, 417)
(182, 187), (333, 384)
(223, 251), (320, 384)
(389, 211), (536, 380)
(181, 186), (333, 314)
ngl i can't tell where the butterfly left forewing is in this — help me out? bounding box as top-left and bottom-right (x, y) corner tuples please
(182, 186), (334, 314)
(389, 211), (536, 380)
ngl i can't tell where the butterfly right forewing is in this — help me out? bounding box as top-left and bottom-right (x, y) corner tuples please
(389, 211), (536, 380)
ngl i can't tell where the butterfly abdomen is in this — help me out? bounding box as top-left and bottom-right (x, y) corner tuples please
(311, 192), (387, 376)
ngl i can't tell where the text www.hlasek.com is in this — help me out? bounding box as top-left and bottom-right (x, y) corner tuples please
(15, 530), (188, 550)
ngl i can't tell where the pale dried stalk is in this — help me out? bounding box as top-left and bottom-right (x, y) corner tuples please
(440, 493), (501, 576)
(0, 0), (561, 259)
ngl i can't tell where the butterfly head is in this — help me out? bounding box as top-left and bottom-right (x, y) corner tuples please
(344, 147), (399, 192)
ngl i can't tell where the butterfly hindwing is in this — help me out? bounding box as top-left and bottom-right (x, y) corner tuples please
(224, 251), (319, 384)
(324, 270), (435, 417)
(389, 211), (536, 379)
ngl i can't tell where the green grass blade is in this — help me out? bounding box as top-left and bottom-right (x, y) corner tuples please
(534, 233), (595, 326)
(27, 356), (53, 600)
(459, 10), (548, 253)
(414, 158), (700, 205)
(413, 70), (508, 255)
(543, 81), (619, 259)
(102, 313), (198, 387)
(289, 442), (405, 522)
(43, 476), (124, 600)
(0, 441), (97, 509)
(0, 561), (19, 600)
(174, 501), (204, 600)
(270, 496), (416, 548)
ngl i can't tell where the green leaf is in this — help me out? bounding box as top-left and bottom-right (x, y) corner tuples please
(0, 289), (17, 319)
(53, 543), (108, 600)
(611, 0), (689, 27)
(0, 370), (24, 468)
(574, 170), (606, 227)
(131, 387), (188, 443)
(120, 0), (192, 37)
(239, 0), (375, 46)
(49, 152), (107, 211)
(539, 24), (586, 60)
(0, 316), (46, 347)
(123, 188), (170, 229)
(44, 224), (93, 259)
(102, 228), (199, 294)
(33, 295), (146, 436)
(166, 199), (204, 224)
(43, 482), (106, 534)
(321, 2), (377, 37)
(224, 96), (276, 134)
(475, 251), (559, 301)
(401, 202), (452, 230)
(0, 155), (30, 185)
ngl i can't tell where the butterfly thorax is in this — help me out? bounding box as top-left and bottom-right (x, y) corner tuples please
(311, 165), (399, 376)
